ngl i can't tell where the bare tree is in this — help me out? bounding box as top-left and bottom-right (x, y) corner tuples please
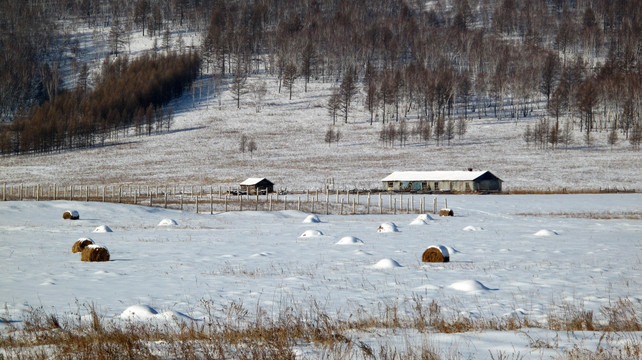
(456, 116), (467, 139)
(282, 63), (297, 100)
(250, 80), (267, 113)
(338, 68), (358, 123)
(239, 134), (247, 153)
(327, 90), (341, 125)
(247, 139), (257, 158)
(230, 66), (248, 109)
(607, 126), (618, 150)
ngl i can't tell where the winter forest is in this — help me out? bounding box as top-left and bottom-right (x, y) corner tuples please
(1, 0), (641, 155)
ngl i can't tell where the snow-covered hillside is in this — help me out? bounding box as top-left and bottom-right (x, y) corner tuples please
(1, 73), (641, 192)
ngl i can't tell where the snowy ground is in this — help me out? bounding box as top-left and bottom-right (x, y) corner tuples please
(1, 194), (640, 358)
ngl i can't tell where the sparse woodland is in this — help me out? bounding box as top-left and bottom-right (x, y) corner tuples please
(1, 0), (641, 154)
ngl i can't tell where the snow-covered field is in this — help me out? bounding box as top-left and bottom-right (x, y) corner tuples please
(1, 194), (640, 358)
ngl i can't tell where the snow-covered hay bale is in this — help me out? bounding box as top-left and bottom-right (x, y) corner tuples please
(300, 229), (323, 237)
(409, 218), (428, 226)
(62, 210), (79, 220)
(422, 245), (450, 263)
(93, 225), (113, 233)
(72, 238), (94, 253)
(81, 245), (110, 262)
(303, 214), (321, 223)
(158, 218), (178, 226)
(371, 258), (402, 269)
(377, 222), (399, 233)
(439, 209), (454, 217)
(336, 236), (364, 245)
(534, 229), (558, 236)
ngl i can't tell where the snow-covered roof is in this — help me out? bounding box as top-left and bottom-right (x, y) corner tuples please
(381, 171), (499, 182)
(240, 177), (271, 186)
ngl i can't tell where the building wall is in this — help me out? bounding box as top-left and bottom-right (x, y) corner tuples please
(386, 180), (498, 193)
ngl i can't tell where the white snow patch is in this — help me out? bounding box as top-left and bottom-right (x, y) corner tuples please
(158, 218), (178, 226)
(120, 304), (158, 320)
(377, 222), (399, 233)
(462, 225), (484, 231)
(300, 229), (323, 237)
(533, 229), (558, 236)
(409, 218), (429, 225)
(302, 214), (321, 223)
(336, 236), (364, 245)
(93, 225), (113, 233)
(448, 280), (496, 292)
(371, 258), (402, 269)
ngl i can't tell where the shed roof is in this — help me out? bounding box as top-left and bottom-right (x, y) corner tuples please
(381, 171), (500, 182)
(240, 178), (273, 186)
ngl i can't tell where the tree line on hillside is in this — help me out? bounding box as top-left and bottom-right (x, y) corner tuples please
(0, 52), (200, 154)
(1, 0), (641, 153)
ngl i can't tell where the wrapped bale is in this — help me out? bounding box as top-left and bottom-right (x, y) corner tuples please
(63, 210), (80, 220)
(439, 209), (454, 217)
(72, 238), (94, 253)
(81, 245), (110, 262)
(422, 245), (450, 263)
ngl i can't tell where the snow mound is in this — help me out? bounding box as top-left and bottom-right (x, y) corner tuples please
(377, 222), (399, 233)
(120, 305), (193, 322)
(409, 218), (429, 226)
(462, 225), (484, 231)
(448, 280), (496, 292)
(336, 236), (364, 245)
(371, 258), (402, 269)
(300, 229), (323, 237)
(158, 218), (178, 226)
(302, 214), (321, 223)
(416, 214), (434, 221)
(534, 229), (558, 236)
(93, 225), (113, 233)
(120, 304), (158, 320)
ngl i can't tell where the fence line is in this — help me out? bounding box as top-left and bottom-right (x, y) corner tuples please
(1, 183), (448, 216)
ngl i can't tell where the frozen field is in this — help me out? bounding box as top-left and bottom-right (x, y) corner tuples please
(1, 194), (640, 358)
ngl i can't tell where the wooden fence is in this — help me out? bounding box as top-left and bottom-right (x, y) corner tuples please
(1, 183), (447, 215)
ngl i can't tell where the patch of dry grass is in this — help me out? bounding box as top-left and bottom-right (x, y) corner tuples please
(515, 211), (642, 220)
(1, 298), (639, 359)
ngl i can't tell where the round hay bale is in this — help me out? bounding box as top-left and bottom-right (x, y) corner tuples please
(72, 237), (94, 253)
(377, 222), (399, 233)
(422, 246), (450, 263)
(439, 209), (454, 217)
(81, 245), (110, 262)
(63, 210), (80, 220)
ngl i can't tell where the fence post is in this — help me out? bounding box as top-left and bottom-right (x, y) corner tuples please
(196, 195), (199, 213)
(269, 194), (272, 211)
(367, 193), (371, 214)
(149, 190), (153, 207)
(394, 199), (397, 214)
(336, 189), (339, 204)
(225, 195), (228, 212)
(445, 198), (448, 209)
(352, 199), (356, 215)
(85, 186), (89, 202)
(180, 192), (183, 210)
(239, 194), (242, 211)
(340, 199), (344, 215)
(256, 192), (259, 211)
(283, 195), (287, 210)
(53, 184), (56, 201)
(325, 195), (329, 215)
(68, 184), (71, 201)
(210, 192), (213, 214)
(3, 183), (6, 201)
(433, 197), (437, 214)
(36, 184), (39, 201)
(306, 190), (309, 203)
(379, 193), (383, 214)
(297, 196), (301, 211)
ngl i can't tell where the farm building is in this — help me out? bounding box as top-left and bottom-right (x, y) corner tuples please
(381, 170), (502, 193)
(240, 178), (274, 195)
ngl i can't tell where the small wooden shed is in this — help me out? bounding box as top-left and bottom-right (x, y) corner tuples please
(381, 170), (502, 193)
(240, 178), (274, 195)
